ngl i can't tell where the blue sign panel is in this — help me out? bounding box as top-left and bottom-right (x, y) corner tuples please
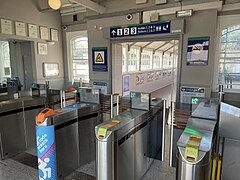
(36, 126), (57, 180)
(92, 47), (108, 72)
(110, 21), (171, 38)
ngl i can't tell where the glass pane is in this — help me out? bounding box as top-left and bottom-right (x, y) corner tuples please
(71, 36), (89, 83)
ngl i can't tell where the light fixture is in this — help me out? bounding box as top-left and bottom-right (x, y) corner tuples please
(48, 0), (62, 10)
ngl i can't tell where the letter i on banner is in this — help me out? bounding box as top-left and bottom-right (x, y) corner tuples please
(36, 126), (57, 180)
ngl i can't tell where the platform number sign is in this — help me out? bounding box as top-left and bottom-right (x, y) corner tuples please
(110, 21), (170, 38)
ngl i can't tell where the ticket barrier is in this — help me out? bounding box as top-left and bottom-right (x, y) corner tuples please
(0, 91), (46, 160)
(177, 118), (217, 180)
(96, 92), (166, 180)
(36, 88), (101, 179)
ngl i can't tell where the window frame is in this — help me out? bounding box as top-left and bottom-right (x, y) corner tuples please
(69, 36), (89, 83)
(213, 15), (240, 93)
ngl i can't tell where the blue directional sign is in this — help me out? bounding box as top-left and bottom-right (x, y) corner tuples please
(110, 21), (171, 38)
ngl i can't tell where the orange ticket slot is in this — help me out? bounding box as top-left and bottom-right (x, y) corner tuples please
(98, 120), (121, 139)
(65, 87), (76, 93)
(36, 108), (60, 125)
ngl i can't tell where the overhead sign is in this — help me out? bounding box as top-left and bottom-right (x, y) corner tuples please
(92, 47), (108, 72)
(110, 21), (171, 38)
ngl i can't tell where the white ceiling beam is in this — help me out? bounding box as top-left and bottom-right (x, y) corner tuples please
(69, 0), (106, 14)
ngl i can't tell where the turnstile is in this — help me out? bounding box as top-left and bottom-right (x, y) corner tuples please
(0, 96), (46, 159)
(219, 102), (240, 180)
(36, 88), (102, 179)
(177, 118), (217, 180)
(95, 92), (166, 180)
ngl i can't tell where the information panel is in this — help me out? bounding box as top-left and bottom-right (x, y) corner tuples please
(110, 21), (170, 38)
(180, 86), (205, 104)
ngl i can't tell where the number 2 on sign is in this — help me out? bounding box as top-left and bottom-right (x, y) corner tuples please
(124, 28), (130, 35)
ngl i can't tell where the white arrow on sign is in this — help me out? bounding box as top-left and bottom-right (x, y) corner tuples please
(111, 30), (116, 36)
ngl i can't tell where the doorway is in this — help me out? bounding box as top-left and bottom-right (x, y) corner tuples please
(111, 39), (179, 104)
(0, 40), (35, 91)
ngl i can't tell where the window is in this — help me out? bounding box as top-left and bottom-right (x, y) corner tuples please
(128, 48), (139, 72)
(0, 42), (11, 81)
(70, 37), (89, 83)
(153, 52), (162, 69)
(163, 53), (170, 69)
(122, 47), (127, 73)
(218, 25), (240, 89)
(141, 50), (152, 70)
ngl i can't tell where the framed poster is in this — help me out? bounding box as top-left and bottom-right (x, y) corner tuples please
(92, 47), (108, 72)
(28, 24), (38, 38)
(155, 71), (162, 80)
(40, 26), (49, 40)
(38, 43), (48, 55)
(50, 28), (58, 42)
(186, 37), (210, 66)
(136, 73), (145, 85)
(43, 63), (59, 77)
(15, 21), (26, 36)
(0, 19), (13, 35)
(147, 72), (154, 82)
(123, 75), (130, 96)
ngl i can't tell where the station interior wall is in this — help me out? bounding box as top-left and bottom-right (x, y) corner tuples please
(0, 0), (239, 104)
(0, 0), (64, 84)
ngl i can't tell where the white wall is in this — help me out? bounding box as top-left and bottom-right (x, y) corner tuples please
(0, 0), (64, 83)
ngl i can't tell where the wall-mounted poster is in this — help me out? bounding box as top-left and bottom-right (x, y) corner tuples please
(0, 19), (13, 35)
(50, 28), (58, 42)
(162, 70), (168, 78)
(186, 37), (210, 66)
(15, 21), (26, 37)
(43, 63), (59, 77)
(92, 47), (108, 72)
(123, 75), (130, 96)
(136, 73), (145, 85)
(28, 24), (38, 39)
(38, 43), (48, 55)
(40, 26), (49, 40)
(147, 72), (154, 82)
(155, 71), (162, 80)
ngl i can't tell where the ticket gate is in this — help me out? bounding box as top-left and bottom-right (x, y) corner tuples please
(177, 118), (217, 180)
(0, 99), (26, 160)
(0, 96), (46, 160)
(95, 92), (166, 180)
(36, 88), (101, 179)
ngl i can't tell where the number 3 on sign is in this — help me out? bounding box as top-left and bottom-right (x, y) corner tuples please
(124, 28), (130, 35)
(131, 27), (137, 35)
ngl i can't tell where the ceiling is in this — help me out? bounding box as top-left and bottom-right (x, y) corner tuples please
(59, 0), (108, 16)
(121, 41), (179, 54)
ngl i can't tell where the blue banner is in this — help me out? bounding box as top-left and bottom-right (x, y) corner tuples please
(36, 126), (57, 180)
(110, 21), (170, 38)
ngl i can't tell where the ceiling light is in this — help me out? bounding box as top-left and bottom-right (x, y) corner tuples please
(62, 3), (73, 8)
(48, 0), (62, 10)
